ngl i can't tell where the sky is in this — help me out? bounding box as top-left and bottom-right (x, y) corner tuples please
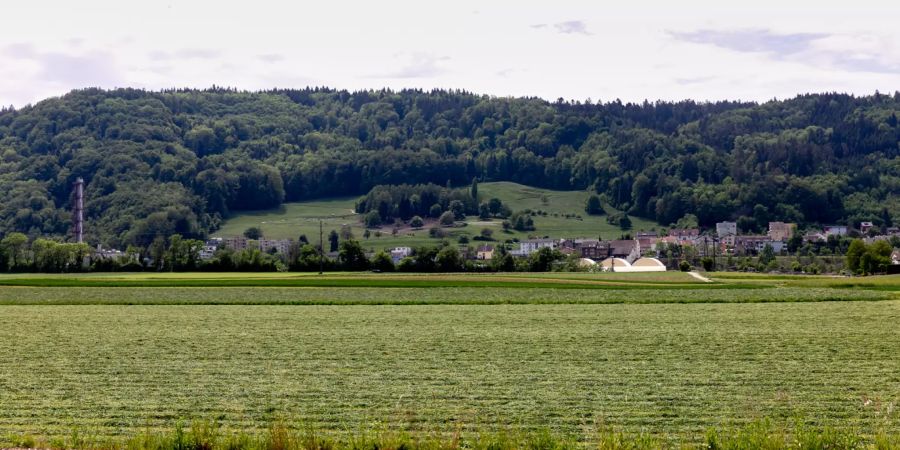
(2, 0), (900, 107)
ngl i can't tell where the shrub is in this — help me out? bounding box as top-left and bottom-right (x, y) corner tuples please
(396, 257), (415, 272)
(364, 211), (381, 228)
(679, 260), (691, 272)
(585, 195), (602, 215)
(243, 227), (262, 239)
(439, 211), (455, 226)
(370, 251), (394, 272)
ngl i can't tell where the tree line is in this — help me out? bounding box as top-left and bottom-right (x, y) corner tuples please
(353, 180), (516, 226)
(0, 88), (897, 248)
(2, 231), (896, 275)
(0, 231), (573, 273)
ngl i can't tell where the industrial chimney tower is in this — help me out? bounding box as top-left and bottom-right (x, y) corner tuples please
(73, 177), (84, 243)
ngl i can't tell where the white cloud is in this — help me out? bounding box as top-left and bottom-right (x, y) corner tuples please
(670, 28), (900, 74)
(553, 21), (590, 35)
(1, 0), (900, 106)
(372, 54), (451, 79)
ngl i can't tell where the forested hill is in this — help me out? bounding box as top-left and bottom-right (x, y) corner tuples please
(1, 87), (898, 247)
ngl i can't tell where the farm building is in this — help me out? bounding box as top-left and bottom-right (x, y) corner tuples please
(630, 257), (667, 272)
(577, 258), (597, 268)
(598, 257), (666, 272)
(598, 257), (631, 271)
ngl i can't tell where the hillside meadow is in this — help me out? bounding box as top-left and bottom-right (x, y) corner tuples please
(215, 182), (659, 247)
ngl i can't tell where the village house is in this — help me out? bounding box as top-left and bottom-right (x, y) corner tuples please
(512, 238), (557, 257)
(863, 235), (895, 245)
(654, 236), (680, 251)
(200, 238), (222, 260)
(720, 234), (736, 248)
(607, 239), (640, 263)
(767, 222), (796, 242)
(390, 246), (413, 264)
(860, 221), (874, 234)
(668, 228), (700, 243)
(734, 236), (777, 255)
(574, 239), (606, 259)
(476, 245), (495, 260)
(716, 221), (737, 238)
(93, 245), (129, 261)
(803, 230), (826, 243)
(688, 235), (724, 256)
(824, 225), (848, 237)
(635, 231), (658, 253)
(258, 238), (292, 255)
(222, 236), (249, 251)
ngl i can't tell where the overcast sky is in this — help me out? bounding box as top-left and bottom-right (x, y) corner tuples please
(3, 0), (900, 107)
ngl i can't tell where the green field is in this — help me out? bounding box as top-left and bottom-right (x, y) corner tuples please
(215, 182), (661, 249)
(1, 273), (899, 446)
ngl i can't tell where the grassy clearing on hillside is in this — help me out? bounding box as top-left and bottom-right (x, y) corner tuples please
(1, 302), (898, 440)
(476, 182), (660, 238)
(215, 182), (661, 246)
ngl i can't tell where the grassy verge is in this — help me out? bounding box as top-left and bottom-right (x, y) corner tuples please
(0, 278), (751, 289)
(0, 286), (892, 305)
(4, 420), (900, 450)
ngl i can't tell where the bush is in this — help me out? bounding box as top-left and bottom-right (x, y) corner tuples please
(679, 260), (691, 272)
(243, 227), (262, 239)
(585, 195), (602, 215)
(439, 211), (456, 226)
(409, 216), (424, 228)
(364, 211), (381, 228)
(435, 246), (463, 272)
(396, 257), (415, 272)
(370, 251), (394, 272)
(700, 257), (714, 272)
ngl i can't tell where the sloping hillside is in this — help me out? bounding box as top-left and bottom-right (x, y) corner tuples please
(217, 182), (659, 249)
(1, 88), (897, 248)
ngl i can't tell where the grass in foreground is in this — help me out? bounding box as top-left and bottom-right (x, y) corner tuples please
(4, 420), (900, 450)
(0, 286), (893, 305)
(0, 272), (739, 290)
(1, 302), (898, 439)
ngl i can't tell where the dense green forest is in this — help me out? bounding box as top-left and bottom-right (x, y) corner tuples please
(0, 87), (898, 247)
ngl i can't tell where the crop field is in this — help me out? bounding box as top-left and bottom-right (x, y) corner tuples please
(216, 182), (660, 248)
(1, 273), (899, 445)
